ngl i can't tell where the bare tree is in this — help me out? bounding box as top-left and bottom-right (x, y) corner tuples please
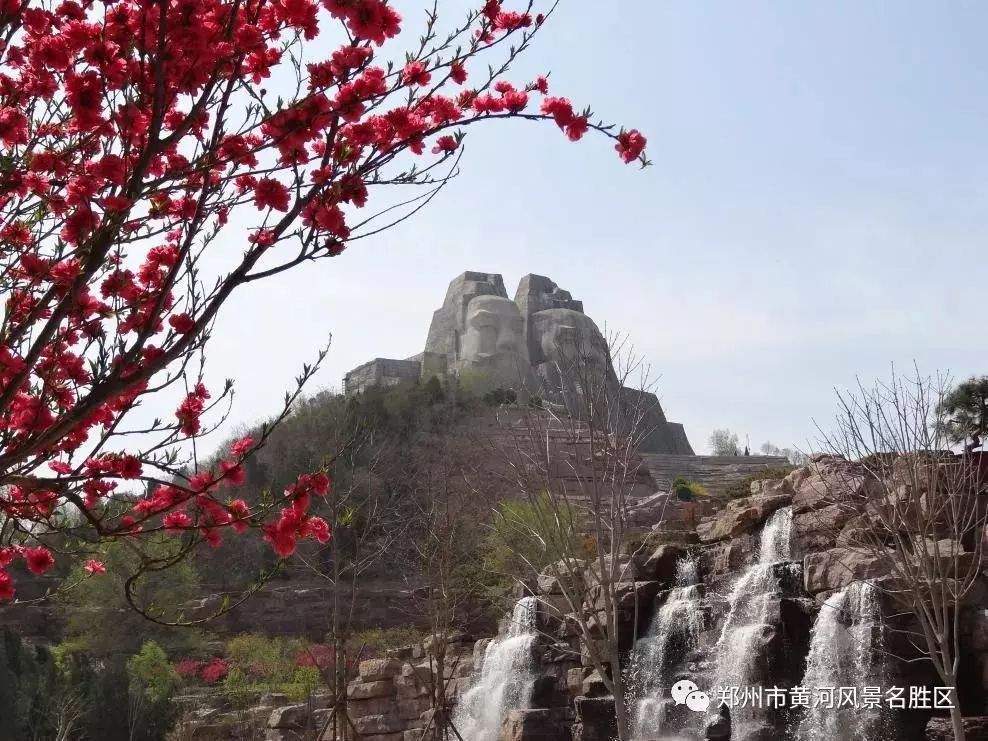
(816, 368), (987, 741)
(292, 403), (407, 741)
(759, 441), (808, 465)
(52, 690), (86, 741)
(403, 399), (494, 741)
(488, 330), (661, 740)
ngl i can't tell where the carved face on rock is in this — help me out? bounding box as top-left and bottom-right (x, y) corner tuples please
(458, 295), (530, 386)
(530, 309), (619, 415)
(531, 309), (609, 370)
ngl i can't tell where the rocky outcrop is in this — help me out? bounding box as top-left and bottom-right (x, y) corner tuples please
(802, 546), (888, 595)
(176, 453), (988, 741)
(924, 715), (988, 740)
(500, 708), (571, 740)
(345, 270), (694, 454)
(346, 640), (474, 740)
(696, 488), (792, 543)
(182, 580), (425, 639)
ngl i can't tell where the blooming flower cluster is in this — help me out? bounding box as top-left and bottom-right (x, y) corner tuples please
(0, 0), (646, 601)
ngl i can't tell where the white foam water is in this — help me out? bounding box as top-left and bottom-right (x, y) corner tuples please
(713, 507), (793, 688)
(626, 555), (704, 738)
(710, 507), (794, 735)
(452, 596), (539, 741)
(796, 581), (885, 741)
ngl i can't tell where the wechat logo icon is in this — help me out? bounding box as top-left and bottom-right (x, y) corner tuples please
(670, 679), (711, 713)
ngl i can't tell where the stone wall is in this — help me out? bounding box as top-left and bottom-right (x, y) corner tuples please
(641, 453), (790, 497)
(182, 580), (427, 641)
(343, 358), (422, 396)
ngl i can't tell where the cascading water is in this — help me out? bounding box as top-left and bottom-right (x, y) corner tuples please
(452, 596), (539, 741)
(796, 581), (885, 741)
(626, 555), (704, 738)
(712, 507), (794, 727)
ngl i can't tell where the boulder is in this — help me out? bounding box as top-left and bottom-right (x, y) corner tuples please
(354, 713), (405, 735)
(643, 543), (686, 585)
(190, 720), (239, 740)
(750, 477), (792, 497)
(267, 704), (309, 730)
(349, 695), (401, 718)
(571, 696), (617, 741)
(566, 667), (584, 697)
(697, 493), (791, 543)
(581, 669), (608, 697)
(836, 515), (871, 547)
(924, 715), (988, 741)
(535, 592), (572, 624)
(395, 662), (431, 697)
(579, 638), (609, 666)
(538, 560), (587, 595)
(359, 658), (402, 682)
(348, 679), (395, 700)
(803, 547), (888, 595)
(704, 705), (731, 740)
(530, 675), (563, 708)
(587, 554), (650, 584)
(790, 455), (876, 515)
(499, 708), (568, 741)
(395, 696), (431, 721)
(703, 533), (759, 577)
(794, 503), (856, 552)
(611, 580), (663, 612)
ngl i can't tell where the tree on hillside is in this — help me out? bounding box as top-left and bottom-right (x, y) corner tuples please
(0, 628), (61, 740)
(294, 397), (408, 741)
(403, 408), (494, 741)
(0, 0), (649, 607)
(759, 441), (808, 465)
(938, 376), (988, 452)
(54, 537), (204, 740)
(817, 369), (987, 741)
(709, 428), (740, 456)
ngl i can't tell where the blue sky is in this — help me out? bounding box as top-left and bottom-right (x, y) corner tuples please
(205, 1), (988, 454)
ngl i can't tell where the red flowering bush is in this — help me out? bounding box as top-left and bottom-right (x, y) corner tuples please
(295, 643), (334, 670)
(200, 657), (230, 684)
(0, 0), (647, 607)
(174, 658), (203, 679)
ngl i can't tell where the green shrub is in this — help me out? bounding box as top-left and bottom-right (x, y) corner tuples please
(224, 633), (302, 685)
(482, 495), (591, 597)
(482, 387), (517, 406)
(671, 476), (708, 501)
(127, 641), (179, 704)
(285, 666), (321, 702)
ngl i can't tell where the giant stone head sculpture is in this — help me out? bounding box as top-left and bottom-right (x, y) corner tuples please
(456, 294), (531, 389)
(529, 308), (618, 415)
(530, 309), (609, 369)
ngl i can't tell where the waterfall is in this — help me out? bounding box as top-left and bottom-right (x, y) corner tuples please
(711, 506), (794, 728)
(626, 555), (704, 738)
(796, 581), (885, 741)
(452, 596), (539, 741)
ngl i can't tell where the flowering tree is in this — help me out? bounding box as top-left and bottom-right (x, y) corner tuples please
(0, 0), (648, 608)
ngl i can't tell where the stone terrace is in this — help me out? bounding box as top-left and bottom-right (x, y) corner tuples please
(641, 453), (791, 497)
